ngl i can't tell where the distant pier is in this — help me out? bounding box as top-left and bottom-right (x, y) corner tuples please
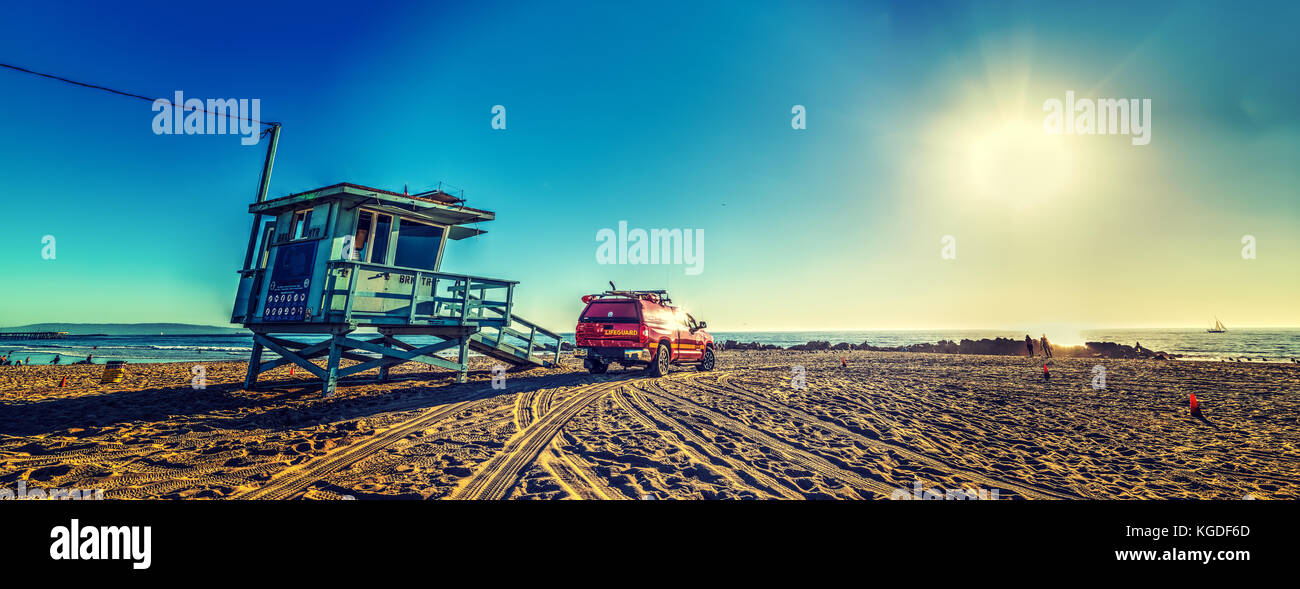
(0, 331), (68, 340)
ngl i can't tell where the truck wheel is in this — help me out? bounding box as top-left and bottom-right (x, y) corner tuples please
(697, 347), (715, 371)
(646, 342), (670, 377)
(588, 360), (608, 374)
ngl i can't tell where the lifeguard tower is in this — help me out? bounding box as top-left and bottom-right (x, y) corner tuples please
(231, 127), (563, 395)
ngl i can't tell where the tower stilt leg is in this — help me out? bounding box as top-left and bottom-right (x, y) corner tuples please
(456, 336), (470, 384)
(323, 335), (341, 396)
(244, 336), (264, 390)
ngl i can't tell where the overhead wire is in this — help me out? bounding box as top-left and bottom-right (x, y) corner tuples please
(0, 61), (280, 126)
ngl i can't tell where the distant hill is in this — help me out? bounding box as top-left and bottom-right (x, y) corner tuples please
(0, 323), (245, 335)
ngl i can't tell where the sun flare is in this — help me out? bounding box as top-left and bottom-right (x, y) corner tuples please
(965, 118), (1072, 206)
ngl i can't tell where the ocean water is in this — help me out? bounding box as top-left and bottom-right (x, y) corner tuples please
(2, 328), (1297, 365)
(1075, 328), (1300, 362)
(0, 334), (259, 365)
(713, 328), (1300, 362)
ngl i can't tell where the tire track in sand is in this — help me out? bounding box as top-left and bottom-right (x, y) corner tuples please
(692, 373), (1083, 499)
(453, 377), (632, 500)
(514, 389), (538, 431)
(613, 388), (803, 499)
(534, 386), (558, 422)
(631, 379), (898, 498)
(518, 380), (611, 498)
(233, 387), (501, 500)
(540, 437), (613, 500)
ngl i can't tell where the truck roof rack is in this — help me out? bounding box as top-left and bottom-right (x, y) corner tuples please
(583, 289), (673, 305)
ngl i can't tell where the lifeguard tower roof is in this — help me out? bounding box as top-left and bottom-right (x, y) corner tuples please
(251, 182), (494, 240)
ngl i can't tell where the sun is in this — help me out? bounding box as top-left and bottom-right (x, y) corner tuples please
(965, 118), (1073, 207)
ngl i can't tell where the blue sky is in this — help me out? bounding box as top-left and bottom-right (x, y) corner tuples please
(1, 0), (1296, 333)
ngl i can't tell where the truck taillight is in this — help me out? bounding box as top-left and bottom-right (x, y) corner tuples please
(642, 329), (648, 337)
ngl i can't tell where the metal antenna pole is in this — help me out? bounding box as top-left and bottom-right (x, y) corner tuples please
(254, 123), (281, 203)
(242, 124), (282, 270)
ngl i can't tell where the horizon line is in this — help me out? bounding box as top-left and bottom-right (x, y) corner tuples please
(6, 323), (1300, 332)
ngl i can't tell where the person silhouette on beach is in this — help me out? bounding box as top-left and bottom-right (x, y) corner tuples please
(1025, 335), (1034, 357)
(50, 354), (61, 365)
(1040, 334), (1053, 359)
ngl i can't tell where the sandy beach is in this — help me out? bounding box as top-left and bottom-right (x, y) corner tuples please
(1, 351), (1296, 500)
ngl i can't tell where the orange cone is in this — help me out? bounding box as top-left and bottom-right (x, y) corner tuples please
(59, 375), (67, 387)
(1188, 392), (1217, 426)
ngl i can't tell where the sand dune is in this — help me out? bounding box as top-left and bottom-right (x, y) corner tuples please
(1, 351), (1296, 499)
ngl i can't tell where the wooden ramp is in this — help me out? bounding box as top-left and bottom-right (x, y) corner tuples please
(468, 311), (564, 369)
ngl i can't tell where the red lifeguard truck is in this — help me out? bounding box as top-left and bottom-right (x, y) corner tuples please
(573, 289), (715, 376)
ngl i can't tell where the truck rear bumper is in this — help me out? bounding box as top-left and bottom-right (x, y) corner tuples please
(577, 347), (650, 364)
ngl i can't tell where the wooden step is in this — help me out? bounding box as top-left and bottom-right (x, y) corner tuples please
(467, 333), (551, 367)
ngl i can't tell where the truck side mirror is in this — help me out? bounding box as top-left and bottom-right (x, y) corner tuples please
(698, 321), (707, 329)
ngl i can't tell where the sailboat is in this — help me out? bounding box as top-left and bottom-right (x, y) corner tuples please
(1207, 317), (1227, 333)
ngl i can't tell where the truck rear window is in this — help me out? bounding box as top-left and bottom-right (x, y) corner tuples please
(581, 301), (639, 323)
